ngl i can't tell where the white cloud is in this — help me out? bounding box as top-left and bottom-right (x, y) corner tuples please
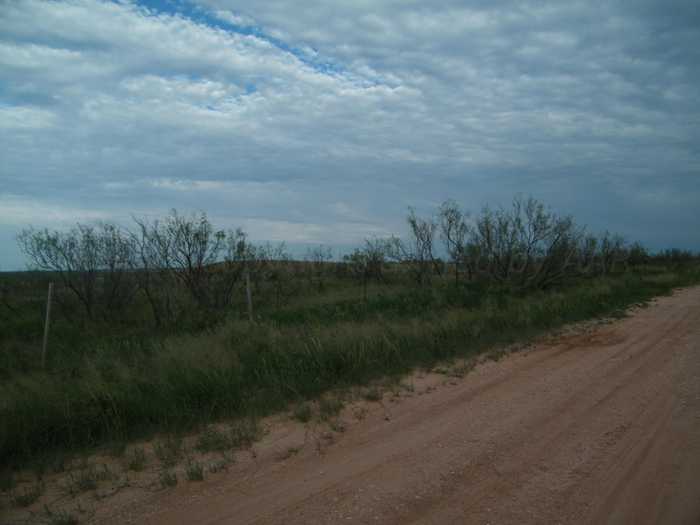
(0, 0), (698, 269)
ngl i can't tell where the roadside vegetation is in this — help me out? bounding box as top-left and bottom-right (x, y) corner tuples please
(1, 195), (698, 474)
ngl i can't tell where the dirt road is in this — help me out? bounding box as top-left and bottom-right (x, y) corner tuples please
(104, 287), (700, 525)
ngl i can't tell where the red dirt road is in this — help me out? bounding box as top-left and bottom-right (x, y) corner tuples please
(104, 287), (700, 525)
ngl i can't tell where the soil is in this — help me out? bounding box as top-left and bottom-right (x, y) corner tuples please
(6, 286), (700, 525)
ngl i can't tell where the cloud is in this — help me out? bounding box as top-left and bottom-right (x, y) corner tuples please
(0, 0), (698, 269)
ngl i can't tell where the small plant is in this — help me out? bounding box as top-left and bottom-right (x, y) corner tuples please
(12, 481), (44, 507)
(125, 447), (147, 472)
(400, 381), (415, 392)
(185, 460), (204, 482)
(292, 403), (313, 423)
(449, 361), (475, 378)
(230, 419), (260, 449)
(363, 387), (382, 402)
(43, 505), (79, 525)
(154, 435), (183, 467)
(95, 464), (115, 482)
(276, 446), (301, 461)
(208, 454), (232, 474)
(196, 426), (231, 453)
(67, 467), (97, 495)
(329, 419), (346, 433)
(319, 395), (344, 421)
(352, 406), (368, 421)
(158, 470), (177, 488)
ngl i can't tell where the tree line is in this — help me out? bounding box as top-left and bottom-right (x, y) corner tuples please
(16, 196), (694, 329)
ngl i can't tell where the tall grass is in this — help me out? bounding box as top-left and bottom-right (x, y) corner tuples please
(1, 267), (698, 465)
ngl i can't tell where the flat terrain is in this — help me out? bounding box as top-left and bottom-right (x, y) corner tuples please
(93, 287), (700, 524)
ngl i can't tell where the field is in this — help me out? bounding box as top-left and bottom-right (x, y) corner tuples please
(2, 259), (699, 467)
(1, 203), (699, 522)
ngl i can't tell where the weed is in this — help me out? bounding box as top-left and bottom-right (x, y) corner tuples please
(291, 403), (313, 423)
(448, 361), (475, 378)
(352, 406), (368, 421)
(208, 454), (232, 474)
(329, 419), (346, 433)
(487, 348), (508, 362)
(43, 505), (80, 525)
(154, 435), (183, 467)
(65, 463), (112, 496)
(67, 467), (97, 495)
(185, 460), (204, 482)
(318, 396), (344, 421)
(12, 481), (44, 507)
(158, 470), (177, 488)
(229, 419), (260, 449)
(276, 446), (301, 461)
(363, 387), (382, 402)
(124, 447), (147, 472)
(196, 426), (231, 453)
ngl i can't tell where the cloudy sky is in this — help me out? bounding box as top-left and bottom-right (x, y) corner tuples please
(1, 0), (698, 269)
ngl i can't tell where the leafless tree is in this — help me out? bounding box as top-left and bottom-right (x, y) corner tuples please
(18, 223), (136, 321)
(305, 245), (333, 291)
(396, 208), (440, 286)
(597, 231), (627, 275)
(466, 196), (585, 289)
(439, 199), (469, 284)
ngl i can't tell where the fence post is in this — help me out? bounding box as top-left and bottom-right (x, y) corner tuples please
(245, 269), (254, 322)
(42, 282), (54, 369)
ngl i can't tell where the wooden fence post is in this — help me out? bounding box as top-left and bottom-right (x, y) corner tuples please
(245, 270), (254, 322)
(42, 282), (54, 369)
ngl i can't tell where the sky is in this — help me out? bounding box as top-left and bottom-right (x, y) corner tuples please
(1, 0), (699, 269)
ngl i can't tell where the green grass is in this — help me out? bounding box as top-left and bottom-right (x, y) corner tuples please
(1, 267), (699, 466)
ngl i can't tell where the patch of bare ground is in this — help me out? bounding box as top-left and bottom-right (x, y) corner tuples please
(3, 288), (700, 524)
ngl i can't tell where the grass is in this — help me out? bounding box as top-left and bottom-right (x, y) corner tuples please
(229, 419), (261, 449)
(12, 481), (44, 507)
(124, 447), (147, 472)
(158, 470), (177, 488)
(185, 459), (204, 482)
(208, 453), (232, 473)
(291, 403), (313, 423)
(43, 506), (80, 525)
(1, 266), (699, 467)
(195, 426), (232, 453)
(153, 436), (183, 468)
(362, 387), (382, 402)
(318, 395), (344, 421)
(64, 464), (112, 495)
